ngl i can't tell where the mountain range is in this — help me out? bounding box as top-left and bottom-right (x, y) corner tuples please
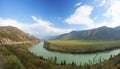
(52, 26), (120, 40)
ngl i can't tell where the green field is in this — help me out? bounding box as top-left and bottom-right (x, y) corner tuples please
(44, 40), (120, 53)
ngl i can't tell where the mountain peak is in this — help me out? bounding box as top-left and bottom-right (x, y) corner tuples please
(115, 26), (120, 30)
(98, 26), (109, 29)
(54, 26), (120, 40)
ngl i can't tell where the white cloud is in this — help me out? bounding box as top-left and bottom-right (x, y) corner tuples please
(75, 2), (81, 7)
(65, 5), (94, 26)
(87, 0), (120, 29)
(88, 22), (114, 29)
(104, 0), (120, 22)
(103, 0), (120, 27)
(95, 0), (111, 7)
(99, 0), (106, 6)
(93, 16), (97, 20)
(0, 16), (72, 38)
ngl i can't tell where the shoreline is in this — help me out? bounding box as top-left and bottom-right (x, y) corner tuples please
(44, 47), (120, 54)
(44, 41), (120, 54)
(28, 40), (41, 49)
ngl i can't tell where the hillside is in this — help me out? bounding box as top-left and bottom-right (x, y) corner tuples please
(0, 26), (40, 46)
(91, 53), (120, 69)
(54, 26), (120, 40)
(0, 26), (51, 69)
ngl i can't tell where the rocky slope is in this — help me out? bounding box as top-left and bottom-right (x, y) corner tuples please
(0, 26), (40, 46)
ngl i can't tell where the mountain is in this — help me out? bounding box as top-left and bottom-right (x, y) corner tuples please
(0, 26), (40, 45)
(115, 26), (120, 31)
(54, 26), (120, 40)
(43, 35), (59, 40)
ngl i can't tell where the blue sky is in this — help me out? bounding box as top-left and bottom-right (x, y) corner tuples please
(0, 0), (120, 38)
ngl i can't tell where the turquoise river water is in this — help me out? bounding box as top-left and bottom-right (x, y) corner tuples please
(29, 41), (120, 65)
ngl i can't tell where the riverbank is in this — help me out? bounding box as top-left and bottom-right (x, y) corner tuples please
(30, 41), (120, 66)
(44, 40), (120, 54)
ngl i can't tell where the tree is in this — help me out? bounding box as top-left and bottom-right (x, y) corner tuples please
(63, 60), (66, 65)
(54, 56), (57, 64)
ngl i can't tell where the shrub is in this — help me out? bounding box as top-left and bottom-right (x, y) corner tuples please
(2, 55), (25, 69)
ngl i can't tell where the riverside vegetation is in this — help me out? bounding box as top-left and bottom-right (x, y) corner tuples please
(1, 43), (120, 69)
(44, 40), (120, 54)
(1, 42), (120, 69)
(0, 26), (120, 69)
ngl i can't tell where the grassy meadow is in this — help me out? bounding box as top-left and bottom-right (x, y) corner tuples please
(44, 40), (120, 53)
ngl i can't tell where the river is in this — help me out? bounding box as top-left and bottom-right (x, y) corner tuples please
(29, 41), (120, 65)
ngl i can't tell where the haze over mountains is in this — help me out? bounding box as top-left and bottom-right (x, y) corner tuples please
(52, 26), (120, 40)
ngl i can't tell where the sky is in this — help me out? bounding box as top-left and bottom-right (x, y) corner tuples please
(0, 0), (120, 38)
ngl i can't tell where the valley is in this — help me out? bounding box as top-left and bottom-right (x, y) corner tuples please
(0, 26), (120, 69)
(1, 0), (120, 68)
(30, 41), (120, 65)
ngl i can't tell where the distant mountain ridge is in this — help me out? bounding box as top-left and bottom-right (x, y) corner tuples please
(53, 26), (120, 40)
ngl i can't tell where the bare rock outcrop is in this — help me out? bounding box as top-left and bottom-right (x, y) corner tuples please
(0, 38), (13, 45)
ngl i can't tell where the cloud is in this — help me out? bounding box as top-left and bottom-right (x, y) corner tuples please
(95, 0), (111, 7)
(87, 0), (120, 29)
(99, 0), (106, 6)
(65, 5), (94, 26)
(32, 16), (38, 21)
(0, 16), (72, 38)
(75, 2), (81, 7)
(88, 22), (114, 29)
(104, 0), (120, 22)
(103, 0), (120, 27)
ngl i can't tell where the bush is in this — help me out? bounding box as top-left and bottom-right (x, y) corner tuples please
(2, 55), (25, 69)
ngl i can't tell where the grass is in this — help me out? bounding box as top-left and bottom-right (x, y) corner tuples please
(48, 40), (120, 45)
(44, 40), (120, 53)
